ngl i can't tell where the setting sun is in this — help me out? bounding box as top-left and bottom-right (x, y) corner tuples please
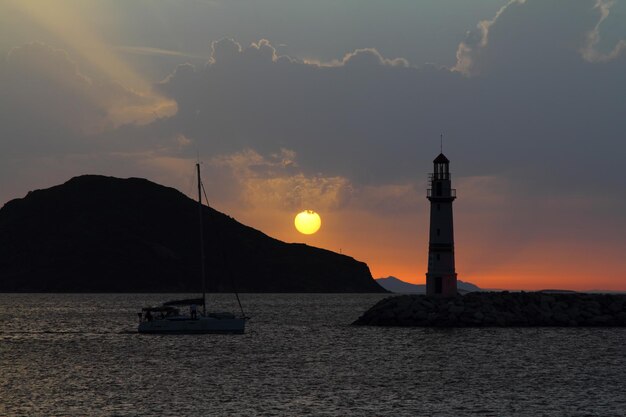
(294, 210), (321, 235)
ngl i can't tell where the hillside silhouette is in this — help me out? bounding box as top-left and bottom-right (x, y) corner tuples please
(0, 175), (385, 293)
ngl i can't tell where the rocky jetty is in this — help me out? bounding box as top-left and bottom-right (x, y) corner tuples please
(353, 292), (626, 327)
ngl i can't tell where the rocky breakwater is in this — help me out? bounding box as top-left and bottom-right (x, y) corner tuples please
(353, 292), (626, 327)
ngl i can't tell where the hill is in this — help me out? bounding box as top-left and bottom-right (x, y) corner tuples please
(0, 175), (385, 293)
(376, 276), (481, 293)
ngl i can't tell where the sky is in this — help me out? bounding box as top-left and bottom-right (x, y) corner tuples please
(1, 0), (625, 291)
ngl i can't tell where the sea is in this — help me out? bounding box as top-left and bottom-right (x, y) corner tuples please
(1, 293), (625, 417)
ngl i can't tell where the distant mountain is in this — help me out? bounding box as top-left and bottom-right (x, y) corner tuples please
(458, 280), (482, 292)
(376, 277), (426, 293)
(0, 175), (386, 293)
(376, 276), (481, 294)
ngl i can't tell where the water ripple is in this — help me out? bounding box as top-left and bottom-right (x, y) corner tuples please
(0, 293), (625, 416)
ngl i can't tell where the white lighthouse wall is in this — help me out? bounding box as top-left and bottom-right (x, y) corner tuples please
(426, 175), (457, 297)
(428, 203), (455, 245)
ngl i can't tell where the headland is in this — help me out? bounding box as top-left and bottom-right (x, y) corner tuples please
(0, 175), (385, 293)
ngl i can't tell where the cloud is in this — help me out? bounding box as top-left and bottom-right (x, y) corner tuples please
(155, 37), (460, 186)
(4, 0), (163, 92)
(4, 2), (625, 212)
(454, 0), (626, 76)
(0, 43), (174, 139)
(206, 38), (296, 67)
(115, 45), (206, 60)
(0, 42), (179, 209)
(304, 47), (410, 68)
(454, 0), (526, 76)
(207, 148), (353, 211)
(145, 5), (626, 287)
(154, 21), (626, 197)
(580, 0), (626, 63)
(1, 1), (625, 288)
(0, 42), (106, 136)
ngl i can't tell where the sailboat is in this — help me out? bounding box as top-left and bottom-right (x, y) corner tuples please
(137, 163), (247, 334)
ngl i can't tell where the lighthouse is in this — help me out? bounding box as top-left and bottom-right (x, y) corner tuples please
(426, 152), (457, 297)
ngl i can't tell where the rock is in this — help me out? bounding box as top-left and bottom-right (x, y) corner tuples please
(539, 310), (553, 323)
(565, 307), (580, 319)
(553, 312), (570, 324)
(589, 315), (613, 326)
(381, 309), (395, 320)
(554, 301), (568, 310)
(352, 292), (626, 327)
(450, 305), (465, 314)
(587, 301), (602, 311)
(415, 310), (428, 320)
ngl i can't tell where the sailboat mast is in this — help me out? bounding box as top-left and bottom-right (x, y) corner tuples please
(197, 162), (207, 316)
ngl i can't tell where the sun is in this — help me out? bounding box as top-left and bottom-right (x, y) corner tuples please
(294, 210), (322, 235)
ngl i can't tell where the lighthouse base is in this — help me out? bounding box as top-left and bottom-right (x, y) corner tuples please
(426, 274), (457, 297)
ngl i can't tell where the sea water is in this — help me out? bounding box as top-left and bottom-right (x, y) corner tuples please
(1, 293), (625, 416)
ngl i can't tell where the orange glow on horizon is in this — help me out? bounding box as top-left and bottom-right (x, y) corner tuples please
(147, 153), (626, 294)
(217, 204), (626, 293)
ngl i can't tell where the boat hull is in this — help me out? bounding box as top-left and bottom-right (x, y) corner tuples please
(138, 316), (246, 334)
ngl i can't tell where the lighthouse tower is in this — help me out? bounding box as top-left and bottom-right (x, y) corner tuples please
(426, 152), (457, 297)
